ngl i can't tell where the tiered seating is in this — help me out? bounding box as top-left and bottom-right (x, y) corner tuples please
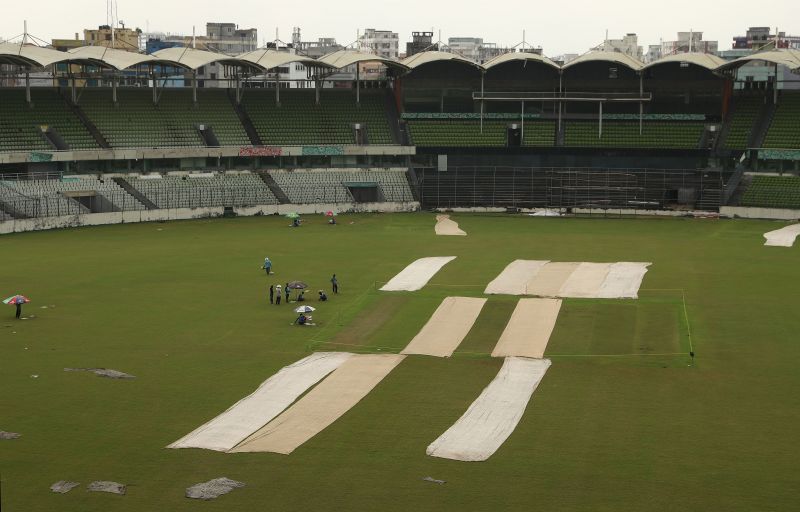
(407, 119), (554, 147)
(79, 89), (249, 148)
(724, 96), (762, 150)
(0, 176), (144, 216)
(0, 180), (89, 217)
(0, 88), (98, 152)
(564, 121), (703, 149)
(763, 94), (800, 149)
(242, 90), (395, 145)
(128, 173), (277, 208)
(269, 168), (414, 203)
(741, 175), (800, 209)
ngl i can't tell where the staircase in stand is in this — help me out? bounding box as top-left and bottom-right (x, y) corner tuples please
(112, 177), (157, 209)
(229, 92), (263, 146)
(256, 172), (290, 204)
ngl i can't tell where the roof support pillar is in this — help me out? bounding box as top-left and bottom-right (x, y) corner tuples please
(599, 101), (603, 139)
(558, 71), (563, 135)
(275, 68), (280, 107)
(521, 100), (525, 141)
(112, 74), (118, 105)
(193, 71), (198, 105)
(151, 67), (157, 106)
(480, 71), (485, 134)
(236, 73), (241, 105)
(773, 63), (778, 104)
(639, 73), (643, 136)
(25, 72), (31, 105)
(315, 75), (320, 105)
(71, 74), (76, 104)
(356, 64), (360, 105)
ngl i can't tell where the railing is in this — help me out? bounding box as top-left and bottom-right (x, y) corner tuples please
(416, 166), (727, 211)
(473, 91), (653, 103)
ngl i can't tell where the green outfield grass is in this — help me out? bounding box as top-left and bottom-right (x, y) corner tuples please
(1, 213), (799, 511)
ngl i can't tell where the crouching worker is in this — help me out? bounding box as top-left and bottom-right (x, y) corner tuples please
(318, 290), (328, 301)
(294, 313), (313, 326)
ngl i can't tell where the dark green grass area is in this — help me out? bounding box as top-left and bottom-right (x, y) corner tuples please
(547, 299), (685, 355)
(1, 213), (800, 511)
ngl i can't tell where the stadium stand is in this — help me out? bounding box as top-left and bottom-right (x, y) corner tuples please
(406, 119), (554, 147)
(241, 90), (396, 145)
(78, 89), (250, 148)
(0, 180), (88, 217)
(763, 95), (800, 149)
(0, 88), (99, 152)
(126, 172), (278, 209)
(268, 168), (414, 203)
(740, 175), (800, 209)
(0, 176), (144, 217)
(564, 121), (704, 149)
(723, 96), (762, 150)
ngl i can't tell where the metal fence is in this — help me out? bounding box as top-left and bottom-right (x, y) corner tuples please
(415, 166), (728, 211)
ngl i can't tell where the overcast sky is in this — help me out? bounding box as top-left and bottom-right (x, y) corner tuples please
(1, 0), (797, 56)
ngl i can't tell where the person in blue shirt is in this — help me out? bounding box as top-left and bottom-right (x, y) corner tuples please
(284, 283), (291, 302)
(262, 257), (272, 275)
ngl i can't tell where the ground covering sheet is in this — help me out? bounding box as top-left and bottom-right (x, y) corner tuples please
(426, 357), (551, 462)
(485, 260), (650, 298)
(595, 262), (651, 299)
(525, 262), (581, 297)
(168, 352), (352, 452)
(231, 354), (405, 455)
(401, 297), (487, 357)
(434, 214), (467, 236)
(764, 224), (800, 247)
(557, 262), (612, 298)
(380, 256), (456, 291)
(491, 298), (561, 358)
(484, 260), (549, 295)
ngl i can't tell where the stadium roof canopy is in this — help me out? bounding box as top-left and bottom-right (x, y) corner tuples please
(716, 49), (800, 73)
(237, 49), (334, 71)
(67, 46), (180, 70)
(317, 49), (410, 72)
(401, 50), (483, 70)
(642, 52), (726, 71)
(482, 51), (561, 71)
(0, 42), (94, 68)
(152, 47), (258, 71)
(562, 50), (645, 71)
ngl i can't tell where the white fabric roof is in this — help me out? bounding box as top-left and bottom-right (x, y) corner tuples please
(401, 50), (482, 70)
(152, 47), (254, 71)
(237, 49), (332, 71)
(483, 52), (560, 71)
(562, 51), (644, 71)
(67, 46), (166, 70)
(317, 49), (409, 71)
(643, 52), (726, 71)
(717, 49), (800, 72)
(0, 42), (84, 68)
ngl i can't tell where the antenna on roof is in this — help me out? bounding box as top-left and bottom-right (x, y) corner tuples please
(23, 20), (28, 44)
(192, 26), (196, 49)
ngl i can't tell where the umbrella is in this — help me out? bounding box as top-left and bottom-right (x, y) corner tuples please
(325, 211), (337, 217)
(287, 281), (308, 290)
(285, 212), (300, 219)
(3, 295), (30, 305)
(294, 305), (316, 313)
